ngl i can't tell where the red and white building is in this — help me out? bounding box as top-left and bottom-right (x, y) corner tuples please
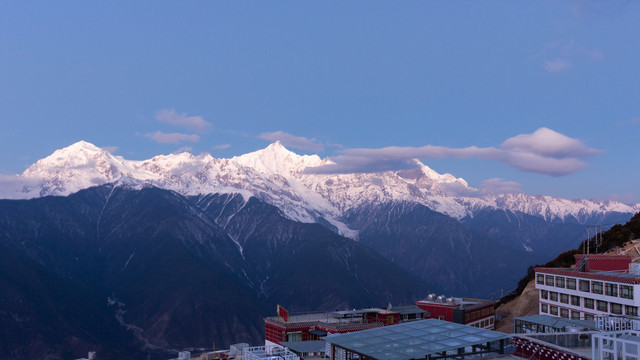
(415, 295), (496, 329)
(264, 306), (427, 346)
(535, 254), (640, 320)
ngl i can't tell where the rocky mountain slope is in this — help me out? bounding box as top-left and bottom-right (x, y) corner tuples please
(0, 184), (431, 359)
(495, 212), (640, 333)
(1, 141), (637, 298)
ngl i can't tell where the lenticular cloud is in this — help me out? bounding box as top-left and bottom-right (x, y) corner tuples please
(305, 127), (600, 176)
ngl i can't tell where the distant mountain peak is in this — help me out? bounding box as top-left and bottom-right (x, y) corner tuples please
(1, 140), (639, 233)
(233, 142), (324, 175)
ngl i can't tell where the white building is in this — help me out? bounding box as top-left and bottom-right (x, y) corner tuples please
(535, 254), (640, 321)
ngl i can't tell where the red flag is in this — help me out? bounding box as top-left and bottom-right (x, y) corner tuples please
(277, 304), (289, 322)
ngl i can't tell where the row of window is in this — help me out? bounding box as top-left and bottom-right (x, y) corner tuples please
(469, 317), (494, 328)
(536, 274), (634, 299)
(540, 291), (639, 316)
(465, 307), (494, 322)
(540, 304), (594, 320)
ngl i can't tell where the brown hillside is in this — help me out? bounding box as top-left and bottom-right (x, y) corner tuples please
(494, 280), (538, 333)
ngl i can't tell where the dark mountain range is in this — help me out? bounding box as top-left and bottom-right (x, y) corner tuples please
(344, 203), (540, 297)
(497, 211), (640, 307)
(0, 185), (432, 359)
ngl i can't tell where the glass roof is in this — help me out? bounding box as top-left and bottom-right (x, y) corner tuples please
(325, 319), (510, 360)
(515, 314), (595, 329)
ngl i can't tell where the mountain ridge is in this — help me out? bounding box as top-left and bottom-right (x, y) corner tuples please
(4, 141), (636, 235)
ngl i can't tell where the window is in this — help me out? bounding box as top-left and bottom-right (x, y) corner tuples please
(546, 275), (555, 286)
(490, 317), (494, 324)
(585, 313), (594, 321)
(620, 285), (634, 299)
(541, 303), (548, 313)
(556, 277), (565, 288)
(560, 308), (569, 318)
(597, 301), (608, 312)
(626, 306), (638, 316)
(541, 290), (548, 299)
(592, 281), (603, 295)
(605, 283), (617, 297)
(550, 306), (558, 315)
(571, 311), (581, 320)
(560, 294), (569, 304)
(550, 292), (558, 301)
(438, 316), (445, 320)
(584, 298), (594, 309)
(579, 280), (590, 292)
(567, 278), (576, 290)
(611, 303), (622, 315)
(571, 296), (580, 306)
(287, 332), (302, 342)
(537, 274), (545, 285)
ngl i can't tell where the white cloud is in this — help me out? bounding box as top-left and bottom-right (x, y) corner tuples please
(213, 144), (231, 150)
(501, 127), (600, 158)
(480, 178), (523, 195)
(305, 128), (601, 176)
(145, 131), (200, 144)
(173, 146), (193, 154)
(605, 193), (637, 203)
(258, 131), (324, 151)
(156, 109), (211, 133)
(102, 146), (119, 154)
(544, 59), (573, 72)
(537, 40), (603, 72)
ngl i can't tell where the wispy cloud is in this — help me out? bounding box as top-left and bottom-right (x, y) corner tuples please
(544, 59), (573, 72)
(156, 109), (211, 133)
(536, 40), (603, 72)
(173, 146), (193, 154)
(213, 144), (231, 150)
(305, 128), (601, 176)
(145, 131), (200, 144)
(102, 146), (119, 154)
(480, 178), (524, 194)
(258, 130), (325, 151)
(605, 193), (637, 203)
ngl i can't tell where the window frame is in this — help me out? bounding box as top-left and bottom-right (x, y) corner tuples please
(592, 281), (603, 295)
(579, 280), (590, 292)
(597, 300), (608, 312)
(571, 295), (580, 306)
(584, 298), (594, 309)
(610, 303), (622, 315)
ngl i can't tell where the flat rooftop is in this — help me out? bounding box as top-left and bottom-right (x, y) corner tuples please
(325, 319), (510, 360)
(265, 306), (426, 325)
(515, 314), (596, 330)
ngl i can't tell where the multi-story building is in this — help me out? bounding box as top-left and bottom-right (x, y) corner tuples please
(415, 294), (496, 329)
(535, 254), (640, 321)
(264, 306), (427, 346)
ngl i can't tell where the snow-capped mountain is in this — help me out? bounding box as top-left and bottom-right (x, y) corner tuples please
(3, 140), (639, 237)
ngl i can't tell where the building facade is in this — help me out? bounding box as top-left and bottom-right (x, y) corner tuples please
(415, 295), (496, 329)
(264, 306), (427, 346)
(535, 255), (640, 321)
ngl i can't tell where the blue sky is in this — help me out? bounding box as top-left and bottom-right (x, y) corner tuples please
(1, 1), (639, 202)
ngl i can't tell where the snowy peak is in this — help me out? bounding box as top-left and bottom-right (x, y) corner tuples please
(2, 140), (639, 233)
(23, 141), (130, 180)
(233, 141), (325, 175)
(17, 141), (136, 198)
